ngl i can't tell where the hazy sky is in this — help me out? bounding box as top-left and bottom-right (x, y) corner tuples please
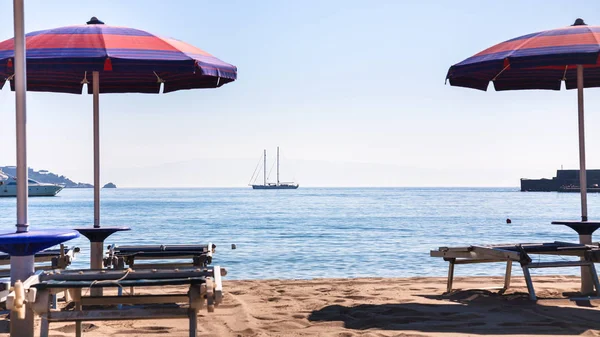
(2, 0), (600, 187)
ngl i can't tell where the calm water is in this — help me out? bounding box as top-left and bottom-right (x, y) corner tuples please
(0, 187), (595, 280)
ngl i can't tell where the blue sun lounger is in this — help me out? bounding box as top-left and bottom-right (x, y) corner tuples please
(103, 243), (215, 269)
(7, 266), (225, 337)
(0, 244), (79, 278)
(0, 245), (79, 303)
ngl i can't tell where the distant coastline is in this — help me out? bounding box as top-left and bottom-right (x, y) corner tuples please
(0, 166), (93, 188)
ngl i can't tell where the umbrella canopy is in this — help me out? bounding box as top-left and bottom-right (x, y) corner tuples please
(446, 18), (599, 294)
(0, 17), (237, 94)
(447, 18), (600, 91)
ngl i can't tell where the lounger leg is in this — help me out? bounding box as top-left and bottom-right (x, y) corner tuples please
(502, 261), (512, 293)
(446, 258), (455, 293)
(117, 287), (123, 309)
(521, 266), (536, 301)
(75, 289), (82, 337)
(51, 293), (57, 309)
(588, 262), (600, 296)
(64, 289), (72, 303)
(188, 309), (198, 337)
(36, 291), (51, 337)
(40, 315), (49, 337)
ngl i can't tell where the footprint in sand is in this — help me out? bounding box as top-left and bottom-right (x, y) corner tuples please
(53, 323), (99, 333)
(252, 315), (278, 321)
(345, 295), (370, 300)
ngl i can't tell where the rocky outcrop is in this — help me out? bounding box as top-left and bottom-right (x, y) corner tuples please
(0, 166), (93, 188)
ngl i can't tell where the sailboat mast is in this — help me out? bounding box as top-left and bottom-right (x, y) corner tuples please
(263, 149), (267, 186)
(277, 146), (280, 185)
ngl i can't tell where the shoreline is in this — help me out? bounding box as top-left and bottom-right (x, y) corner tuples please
(3, 275), (599, 337)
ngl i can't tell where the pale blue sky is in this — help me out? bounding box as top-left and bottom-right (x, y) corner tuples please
(1, 1), (600, 187)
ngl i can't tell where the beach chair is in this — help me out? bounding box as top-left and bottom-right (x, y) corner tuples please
(103, 243), (215, 269)
(0, 244), (79, 278)
(0, 245), (79, 305)
(7, 265), (225, 337)
(430, 241), (600, 300)
(103, 243), (216, 296)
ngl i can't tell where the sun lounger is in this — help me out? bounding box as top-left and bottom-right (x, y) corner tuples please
(0, 245), (79, 306)
(103, 243), (215, 269)
(430, 241), (600, 300)
(0, 244), (79, 278)
(7, 266), (226, 337)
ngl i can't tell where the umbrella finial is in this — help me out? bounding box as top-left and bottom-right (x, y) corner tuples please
(86, 17), (104, 25)
(573, 18), (586, 26)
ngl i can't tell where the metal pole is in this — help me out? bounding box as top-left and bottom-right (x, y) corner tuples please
(91, 71), (103, 296)
(576, 65), (593, 294)
(13, 0), (27, 233)
(93, 71), (100, 228)
(577, 64), (588, 222)
(263, 149), (266, 186)
(277, 146), (280, 185)
(90, 241), (103, 296)
(11, 1), (35, 336)
(580, 234), (594, 294)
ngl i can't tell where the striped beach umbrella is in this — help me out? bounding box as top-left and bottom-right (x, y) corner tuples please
(0, 16), (237, 289)
(0, 17), (237, 93)
(446, 18), (600, 294)
(446, 19), (600, 218)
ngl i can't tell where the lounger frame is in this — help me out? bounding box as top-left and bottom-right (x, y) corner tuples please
(7, 266), (225, 337)
(431, 241), (600, 300)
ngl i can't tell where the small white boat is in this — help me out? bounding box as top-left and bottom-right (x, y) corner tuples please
(0, 171), (63, 197)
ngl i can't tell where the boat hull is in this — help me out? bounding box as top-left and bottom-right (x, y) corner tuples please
(252, 184), (299, 190)
(0, 184), (64, 197)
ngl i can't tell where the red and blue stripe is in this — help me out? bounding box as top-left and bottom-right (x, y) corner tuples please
(447, 25), (600, 91)
(0, 24), (237, 94)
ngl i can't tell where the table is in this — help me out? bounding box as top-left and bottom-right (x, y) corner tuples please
(551, 220), (600, 294)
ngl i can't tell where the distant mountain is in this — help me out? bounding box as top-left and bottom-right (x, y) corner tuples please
(0, 166), (93, 188)
(103, 182), (117, 188)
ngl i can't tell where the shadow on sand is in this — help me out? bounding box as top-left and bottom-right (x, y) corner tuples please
(308, 289), (600, 335)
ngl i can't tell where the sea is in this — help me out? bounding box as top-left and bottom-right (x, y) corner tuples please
(0, 187), (595, 280)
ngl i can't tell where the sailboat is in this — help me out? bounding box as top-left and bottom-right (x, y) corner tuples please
(250, 147), (299, 189)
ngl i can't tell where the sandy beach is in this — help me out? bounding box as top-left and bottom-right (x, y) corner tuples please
(2, 275), (600, 337)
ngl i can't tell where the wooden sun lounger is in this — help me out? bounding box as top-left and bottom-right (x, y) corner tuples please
(104, 243), (215, 270)
(7, 266), (226, 337)
(430, 241), (600, 300)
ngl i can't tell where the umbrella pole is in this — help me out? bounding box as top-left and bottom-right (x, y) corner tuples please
(94, 71), (100, 229)
(577, 64), (588, 222)
(13, 0), (28, 235)
(11, 1), (35, 336)
(576, 64), (593, 294)
(90, 71), (104, 296)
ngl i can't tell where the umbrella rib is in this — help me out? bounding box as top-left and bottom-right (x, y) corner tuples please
(153, 71), (165, 83)
(505, 30), (547, 60)
(81, 71), (89, 85)
(492, 63), (510, 81)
